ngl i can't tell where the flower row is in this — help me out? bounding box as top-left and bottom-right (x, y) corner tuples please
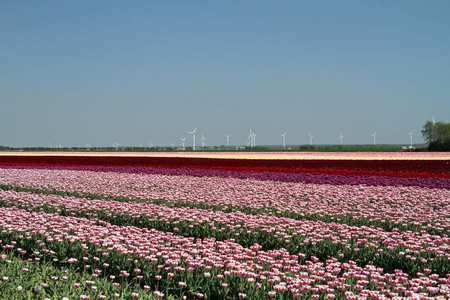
(2, 207), (450, 299)
(2, 164), (449, 189)
(0, 154), (449, 174)
(0, 168), (449, 234)
(1, 189), (450, 277)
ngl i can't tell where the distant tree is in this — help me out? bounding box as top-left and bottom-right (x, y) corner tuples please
(422, 120), (450, 151)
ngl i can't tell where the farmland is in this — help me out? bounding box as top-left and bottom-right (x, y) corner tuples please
(1, 152), (450, 299)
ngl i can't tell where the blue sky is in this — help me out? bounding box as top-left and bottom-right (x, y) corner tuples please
(1, 1), (449, 147)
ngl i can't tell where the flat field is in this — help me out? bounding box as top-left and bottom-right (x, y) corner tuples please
(0, 152), (449, 299)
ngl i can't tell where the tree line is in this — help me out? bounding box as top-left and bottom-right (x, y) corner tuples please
(422, 120), (450, 151)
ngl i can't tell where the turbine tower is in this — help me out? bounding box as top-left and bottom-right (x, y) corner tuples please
(338, 133), (344, 145)
(188, 128), (197, 150)
(432, 116), (437, 125)
(180, 137), (186, 150)
(309, 133), (313, 146)
(224, 135), (231, 147)
(281, 132), (286, 149)
(409, 131), (413, 148)
(200, 134), (206, 148)
(149, 141), (153, 149)
(371, 132), (376, 145)
(248, 128), (254, 147)
(112, 142), (119, 151)
(248, 128), (257, 147)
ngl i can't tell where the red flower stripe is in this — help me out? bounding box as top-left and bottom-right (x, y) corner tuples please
(0, 155), (449, 178)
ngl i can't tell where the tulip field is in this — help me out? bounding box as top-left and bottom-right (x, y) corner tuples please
(0, 152), (450, 299)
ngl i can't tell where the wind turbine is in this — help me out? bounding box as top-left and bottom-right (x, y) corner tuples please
(112, 142), (119, 151)
(149, 141), (154, 149)
(200, 134), (206, 148)
(371, 132), (376, 145)
(224, 135), (231, 147)
(281, 132), (286, 149)
(188, 128), (197, 150)
(409, 132), (413, 148)
(248, 128), (257, 147)
(170, 142), (174, 149)
(431, 117), (437, 142)
(248, 128), (254, 147)
(180, 137), (186, 150)
(85, 143), (91, 150)
(338, 133), (344, 145)
(309, 133), (313, 145)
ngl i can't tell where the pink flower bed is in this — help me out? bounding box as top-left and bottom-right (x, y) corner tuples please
(1, 189), (450, 263)
(1, 206), (450, 299)
(1, 168), (449, 232)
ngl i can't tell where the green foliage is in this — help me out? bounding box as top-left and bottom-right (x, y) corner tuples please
(422, 120), (450, 151)
(0, 252), (158, 300)
(429, 140), (450, 151)
(299, 144), (407, 152)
